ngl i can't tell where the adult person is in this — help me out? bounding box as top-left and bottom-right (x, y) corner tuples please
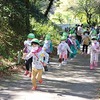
(77, 24), (83, 44)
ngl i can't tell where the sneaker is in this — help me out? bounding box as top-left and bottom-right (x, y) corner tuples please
(70, 58), (73, 60)
(62, 61), (67, 65)
(39, 79), (43, 84)
(24, 70), (29, 76)
(59, 63), (62, 67)
(32, 86), (37, 91)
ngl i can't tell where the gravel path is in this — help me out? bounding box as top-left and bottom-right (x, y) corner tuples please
(0, 54), (100, 100)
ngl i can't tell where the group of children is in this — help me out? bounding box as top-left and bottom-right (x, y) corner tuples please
(57, 32), (80, 67)
(80, 26), (100, 69)
(22, 29), (100, 90)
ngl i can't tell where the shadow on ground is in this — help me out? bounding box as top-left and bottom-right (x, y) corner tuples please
(0, 54), (100, 100)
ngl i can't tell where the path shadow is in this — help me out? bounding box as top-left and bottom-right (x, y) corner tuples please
(0, 54), (100, 100)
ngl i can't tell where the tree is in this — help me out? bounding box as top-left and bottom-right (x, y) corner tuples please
(44, 0), (54, 17)
(0, 0), (29, 56)
(71, 0), (99, 25)
(95, 0), (100, 14)
(52, 12), (64, 24)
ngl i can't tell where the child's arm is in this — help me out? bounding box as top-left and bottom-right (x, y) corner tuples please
(57, 44), (61, 55)
(92, 45), (99, 53)
(66, 43), (73, 53)
(25, 51), (33, 60)
(23, 40), (28, 53)
(24, 40), (28, 46)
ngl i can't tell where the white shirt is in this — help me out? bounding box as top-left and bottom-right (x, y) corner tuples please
(57, 41), (72, 55)
(90, 42), (100, 54)
(25, 48), (49, 69)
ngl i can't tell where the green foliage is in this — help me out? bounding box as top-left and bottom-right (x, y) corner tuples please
(30, 4), (48, 23)
(31, 19), (61, 44)
(50, 0), (100, 25)
(71, 0), (100, 25)
(0, 0), (61, 60)
(0, 0), (28, 59)
(0, 45), (7, 57)
(0, 65), (8, 71)
(30, 0), (49, 13)
(0, 0), (27, 34)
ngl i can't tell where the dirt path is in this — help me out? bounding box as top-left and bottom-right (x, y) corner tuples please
(0, 54), (100, 100)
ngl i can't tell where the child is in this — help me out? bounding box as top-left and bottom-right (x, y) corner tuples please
(66, 34), (73, 58)
(57, 36), (73, 67)
(82, 32), (91, 54)
(43, 34), (53, 64)
(22, 33), (35, 77)
(67, 34), (79, 60)
(24, 38), (49, 90)
(90, 36), (100, 70)
(43, 34), (53, 54)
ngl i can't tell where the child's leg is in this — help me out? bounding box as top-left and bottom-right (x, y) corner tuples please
(37, 69), (43, 83)
(94, 53), (99, 67)
(29, 57), (32, 70)
(90, 53), (94, 69)
(47, 52), (50, 63)
(29, 57), (33, 77)
(85, 45), (88, 54)
(59, 54), (63, 63)
(82, 45), (85, 53)
(43, 57), (48, 71)
(59, 58), (62, 63)
(58, 54), (63, 66)
(63, 54), (67, 64)
(64, 54), (67, 60)
(24, 60), (29, 75)
(31, 68), (38, 88)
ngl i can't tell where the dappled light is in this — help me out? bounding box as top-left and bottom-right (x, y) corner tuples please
(0, 0), (100, 100)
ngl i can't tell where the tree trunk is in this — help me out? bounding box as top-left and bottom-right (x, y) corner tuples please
(86, 13), (92, 25)
(44, 0), (54, 17)
(25, 0), (30, 33)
